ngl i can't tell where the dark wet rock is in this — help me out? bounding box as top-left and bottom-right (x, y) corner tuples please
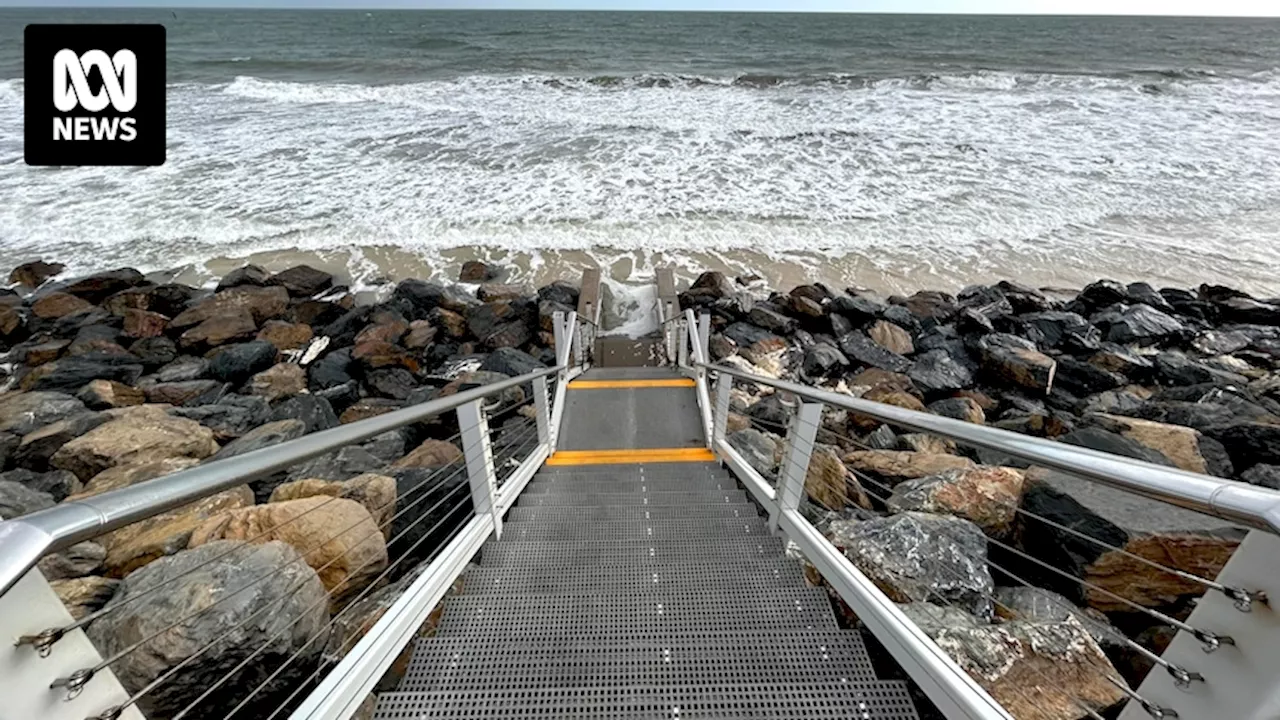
(32, 291), (95, 320)
(838, 331), (910, 373)
(1093, 304), (1187, 346)
(1077, 279), (1128, 311)
(21, 354), (144, 392)
(155, 355), (212, 383)
(743, 394), (792, 432)
(1017, 311), (1092, 349)
(360, 430), (407, 464)
(747, 304), (794, 334)
(309, 347), (354, 390)
(828, 512), (993, 618)
(480, 347), (546, 377)
(1059, 426), (1174, 467)
(14, 412), (109, 473)
(459, 260), (502, 283)
(267, 264), (333, 298)
(87, 540), (328, 720)
(271, 394), (339, 434)
(1088, 345), (1154, 381)
(880, 304), (922, 334)
(955, 306), (995, 335)
(10, 260), (65, 288)
(536, 280), (580, 308)
(11, 337), (70, 366)
(170, 286), (290, 330)
(0, 391), (87, 436)
(1192, 329), (1252, 356)
(1159, 287), (1216, 322)
(726, 428), (780, 479)
(0, 305), (28, 343)
(1077, 389), (1147, 416)
(1241, 464), (1280, 489)
(1213, 296), (1280, 326)
(904, 348), (976, 396)
(537, 299), (575, 333)
(1125, 281), (1175, 312)
(365, 368), (418, 400)
(1153, 351), (1247, 388)
(829, 293), (885, 326)
(801, 343), (848, 378)
(0, 431), (19, 470)
(722, 321), (783, 351)
(172, 395), (272, 441)
(864, 424), (898, 450)
(1085, 413), (1233, 477)
(210, 419), (307, 502)
(387, 468), (471, 575)
(926, 397), (985, 424)
(287, 445), (383, 483)
(467, 300), (536, 350)
(142, 379), (225, 406)
(314, 380), (361, 416)
(0, 467), (81, 502)
(1215, 423), (1280, 471)
(215, 264), (270, 291)
(129, 336), (179, 368)
(67, 323), (128, 357)
(1052, 356), (1126, 396)
(903, 290), (958, 324)
(208, 341), (278, 384)
(103, 284), (199, 319)
(393, 280), (480, 318)
(976, 333), (1056, 393)
(0, 479), (55, 519)
(57, 268), (146, 304)
(37, 540), (106, 580)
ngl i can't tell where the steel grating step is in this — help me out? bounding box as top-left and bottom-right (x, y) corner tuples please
(400, 631), (879, 691)
(517, 490), (748, 506)
(373, 680), (921, 719)
(523, 478), (741, 494)
(507, 504), (761, 523)
(501, 517), (768, 541)
(480, 538), (784, 567)
(463, 559), (805, 595)
(537, 461), (726, 475)
(434, 587), (838, 638)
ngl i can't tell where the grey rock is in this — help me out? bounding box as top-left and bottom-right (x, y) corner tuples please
(1060, 427), (1174, 467)
(267, 265), (333, 298)
(829, 294), (885, 324)
(801, 343), (848, 378)
(829, 512), (994, 619)
(13, 411), (108, 473)
(0, 479), (55, 519)
(1093, 304), (1187, 346)
(747, 305), (795, 334)
(864, 424), (898, 450)
(0, 467), (81, 502)
(365, 367), (418, 400)
(315, 380), (362, 415)
(907, 348), (975, 394)
(898, 601), (985, 636)
(1216, 423), (1280, 471)
(360, 430), (407, 464)
(87, 540), (328, 720)
(129, 336), (179, 368)
(993, 586), (1122, 646)
(210, 419), (307, 502)
(215, 264), (270, 291)
(480, 347), (546, 377)
(1193, 330), (1252, 356)
(1077, 279), (1129, 310)
(838, 331), (910, 373)
(37, 540), (106, 580)
(721, 322), (783, 350)
(271, 394), (339, 433)
(1241, 464), (1280, 489)
(1052, 356), (1126, 396)
(155, 356), (211, 383)
(0, 431), (18, 470)
(727, 428), (779, 479)
(208, 341), (278, 384)
(287, 446), (384, 482)
(1017, 311), (1091, 349)
(23, 355), (144, 393)
(172, 394), (272, 441)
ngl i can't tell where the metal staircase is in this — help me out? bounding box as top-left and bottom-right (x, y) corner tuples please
(373, 460), (921, 720)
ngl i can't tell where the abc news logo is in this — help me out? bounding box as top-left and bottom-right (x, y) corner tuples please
(25, 24), (165, 166)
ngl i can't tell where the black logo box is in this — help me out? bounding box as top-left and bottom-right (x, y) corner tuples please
(24, 24), (166, 167)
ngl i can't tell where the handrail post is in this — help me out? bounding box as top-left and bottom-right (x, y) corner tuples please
(697, 311), (711, 364)
(456, 399), (501, 540)
(677, 322), (689, 368)
(712, 371), (732, 447)
(533, 375), (551, 447)
(552, 310), (567, 366)
(770, 401), (823, 533)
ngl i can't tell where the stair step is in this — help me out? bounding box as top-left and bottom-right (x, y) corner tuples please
(400, 631), (878, 691)
(506, 503), (761, 523)
(534, 469), (731, 480)
(523, 477), (740, 494)
(480, 538), (784, 567)
(373, 681), (921, 719)
(517, 489), (748, 506)
(501, 517), (768, 541)
(537, 461), (725, 476)
(434, 587), (838, 639)
(463, 558), (803, 595)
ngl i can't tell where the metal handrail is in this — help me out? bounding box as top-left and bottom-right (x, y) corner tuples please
(702, 360), (1280, 535)
(0, 364), (566, 599)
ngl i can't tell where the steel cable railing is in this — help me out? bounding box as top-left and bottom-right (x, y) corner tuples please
(73, 418), (543, 719)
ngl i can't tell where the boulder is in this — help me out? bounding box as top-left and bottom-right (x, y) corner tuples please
(172, 395), (272, 441)
(12, 338), (70, 366)
(1053, 356), (1126, 396)
(1094, 304), (1187, 346)
(476, 283), (529, 303)
(897, 432), (955, 455)
(122, 308), (169, 339)
(387, 468), (471, 573)
(57, 268), (146, 304)
(270, 473), (397, 531)
(867, 319), (913, 355)
(142, 379), (225, 406)
(178, 308), (258, 349)
(271, 394), (340, 433)
(354, 319), (409, 347)
(10, 260), (65, 288)
(838, 331), (910, 373)
(65, 324), (129, 357)
(102, 284), (198, 319)
(976, 334), (1056, 393)
(888, 466), (1025, 536)
(727, 428), (781, 478)
(828, 512), (993, 618)
(0, 479), (55, 518)
(32, 291), (94, 319)
(51, 576), (120, 620)
(308, 347), (354, 390)
(87, 540), (328, 720)
(847, 387), (925, 432)
(341, 398), (402, 424)
(926, 397), (985, 424)
(246, 363), (307, 401)
(1215, 422), (1280, 471)
(393, 439), (463, 470)
(1014, 467), (1245, 612)
(208, 341), (278, 384)
(393, 280), (480, 317)
(1078, 279), (1128, 310)
(216, 264), (270, 291)
(365, 367), (418, 400)
(403, 320), (438, 349)
(1153, 351), (1248, 388)
(155, 355), (211, 382)
(256, 320), (313, 351)
(801, 343), (848, 378)
(804, 444), (867, 511)
(361, 430), (407, 464)
(841, 450), (975, 487)
(1241, 464), (1280, 489)
(480, 347), (545, 377)
(14, 412), (109, 473)
(100, 486), (255, 576)
(908, 349), (975, 394)
(210, 419), (307, 501)
(1017, 311), (1092, 349)
(1059, 426), (1175, 467)
(993, 586), (1122, 647)
(1085, 413), (1232, 476)
(267, 264), (333, 297)
(286, 445), (383, 483)
(190, 497), (388, 602)
(904, 290), (957, 323)
(21, 354), (144, 392)
(430, 307), (468, 339)
(77, 379), (145, 409)
(37, 540), (106, 580)
(459, 260), (501, 283)
(169, 286), (290, 330)
(75, 456), (201, 498)
(353, 339), (420, 373)
(51, 405), (218, 481)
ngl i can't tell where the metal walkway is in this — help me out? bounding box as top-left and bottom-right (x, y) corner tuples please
(372, 370), (921, 719)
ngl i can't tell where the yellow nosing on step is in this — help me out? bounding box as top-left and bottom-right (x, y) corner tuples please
(546, 447), (717, 466)
(567, 379), (696, 389)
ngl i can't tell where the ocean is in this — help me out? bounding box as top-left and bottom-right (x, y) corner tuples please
(2, 9), (1279, 330)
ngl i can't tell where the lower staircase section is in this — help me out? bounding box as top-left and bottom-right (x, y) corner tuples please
(373, 461), (920, 719)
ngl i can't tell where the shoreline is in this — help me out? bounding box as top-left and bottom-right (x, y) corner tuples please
(0, 258), (1278, 718)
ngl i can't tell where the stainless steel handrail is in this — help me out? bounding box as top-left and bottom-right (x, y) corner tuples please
(0, 364), (566, 598)
(702, 360), (1280, 535)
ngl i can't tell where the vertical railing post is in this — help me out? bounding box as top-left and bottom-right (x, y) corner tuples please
(713, 372), (732, 447)
(533, 374), (551, 448)
(552, 310), (567, 366)
(770, 402), (823, 533)
(677, 322), (689, 368)
(456, 399), (501, 539)
(698, 312), (711, 364)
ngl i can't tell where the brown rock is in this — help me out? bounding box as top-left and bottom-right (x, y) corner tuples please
(74, 456), (202, 498)
(270, 473), (397, 533)
(726, 412), (750, 434)
(848, 387), (926, 432)
(10, 260), (65, 288)
(430, 307), (468, 339)
(898, 433), (957, 455)
(459, 260), (499, 282)
(849, 368), (919, 396)
(179, 307), (258, 349)
(51, 405), (218, 481)
(476, 284), (529, 303)
(955, 389), (997, 411)
(169, 286), (290, 330)
(393, 439), (463, 470)
(842, 450), (975, 487)
(189, 496), (388, 601)
(123, 308), (169, 338)
(888, 466), (1025, 536)
(101, 485), (254, 576)
(403, 320), (438, 350)
(51, 576), (120, 620)
(868, 320), (914, 355)
(31, 292), (94, 319)
(246, 363), (307, 401)
(1085, 413), (1217, 474)
(804, 445), (870, 511)
(340, 398), (401, 424)
(352, 339), (419, 373)
(978, 334), (1057, 394)
(141, 379), (223, 406)
(354, 320), (409, 347)
(928, 396), (986, 424)
(256, 320), (313, 351)
(21, 339), (70, 366)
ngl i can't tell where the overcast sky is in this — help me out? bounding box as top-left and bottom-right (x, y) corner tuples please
(1, 0), (1276, 16)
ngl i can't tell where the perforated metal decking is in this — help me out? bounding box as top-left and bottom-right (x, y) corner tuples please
(373, 459), (920, 719)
